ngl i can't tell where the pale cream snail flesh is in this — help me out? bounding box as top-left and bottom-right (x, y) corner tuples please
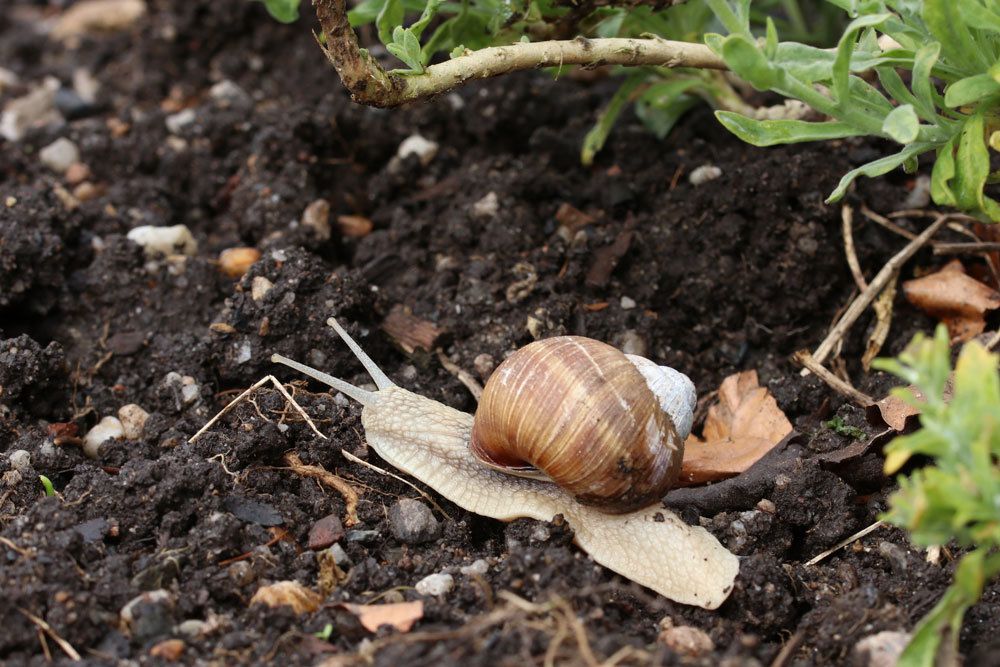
(271, 318), (739, 609)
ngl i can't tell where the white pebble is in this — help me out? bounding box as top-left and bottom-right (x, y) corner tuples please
(471, 192), (499, 219)
(251, 276), (274, 302)
(459, 559), (489, 576)
(396, 134), (438, 166)
(415, 573), (454, 596)
(620, 296), (636, 310)
(39, 138), (80, 173)
(209, 79), (250, 108)
(83, 416), (124, 459)
(8, 449), (31, 472)
(0, 78), (60, 142)
(689, 164), (722, 186)
(118, 404), (150, 440)
(165, 108), (196, 134)
(127, 225), (197, 257)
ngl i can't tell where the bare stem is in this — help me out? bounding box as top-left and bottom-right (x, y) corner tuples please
(313, 0), (726, 108)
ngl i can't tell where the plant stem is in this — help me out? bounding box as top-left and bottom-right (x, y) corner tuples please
(313, 0), (725, 107)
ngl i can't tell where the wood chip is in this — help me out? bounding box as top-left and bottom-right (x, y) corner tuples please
(250, 581), (322, 615)
(381, 305), (444, 354)
(336, 215), (373, 238)
(340, 601), (424, 633)
(585, 229), (633, 288)
(555, 203), (596, 233)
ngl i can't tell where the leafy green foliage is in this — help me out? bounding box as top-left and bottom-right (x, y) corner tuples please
(874, 327), (1000, 665)
(823, 415), (866, 439)
(708, 0), (1000, 221)
(260, 0), (301, 23)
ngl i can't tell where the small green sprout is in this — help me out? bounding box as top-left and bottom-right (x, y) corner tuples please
(314, 623), (334, 640)
(874, 326), (1000, 666)
(823, 415), (866, 440)
(39, 475), (56, 497)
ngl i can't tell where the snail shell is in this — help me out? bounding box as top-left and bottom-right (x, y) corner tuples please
(470, 337), (696, 514)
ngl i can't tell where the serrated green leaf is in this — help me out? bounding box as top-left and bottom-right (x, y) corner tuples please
(883, 104), (920, 144)
(260, 0), (299, 22)
(945, 73), (1000, 108)
(716, 111), (866, 146)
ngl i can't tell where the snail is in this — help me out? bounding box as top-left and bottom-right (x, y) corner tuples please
(271, 318), (739, 609)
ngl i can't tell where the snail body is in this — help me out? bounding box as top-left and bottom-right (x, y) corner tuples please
(271, 319), (738, 609)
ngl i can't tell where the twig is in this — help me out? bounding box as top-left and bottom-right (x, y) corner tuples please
(313, 0), (725, 108)
(804, 521), (885, 566)
(987, 330), (1000, 351)
(340, 449), (451, 520)
(841, 205), (868, 291)
(189, 376), (327, 443)
(436, 350), (484, 401)
(17, 608), (81, 661)
(933, 241), (1000, 254)
(861, 274), (897, 370)
(0, 535), (32, 558)
(860, 204), (916, 240)
(770, 630), (804, 667)
(806, 214), (949, 372)
(284, 452), (360, 526)
(793, 350), (874, 406)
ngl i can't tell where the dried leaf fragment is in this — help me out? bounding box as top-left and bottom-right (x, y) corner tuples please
(903, 260), (1000, 342)
(52, 0), (147, 40)
(250, 581), (322, 615)
(340, 601), (424, 633)
(381, 305), (444, 354)
(681, 370), (793, 485)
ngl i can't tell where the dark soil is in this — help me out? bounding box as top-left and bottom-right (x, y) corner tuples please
(2, 1), (998, 665)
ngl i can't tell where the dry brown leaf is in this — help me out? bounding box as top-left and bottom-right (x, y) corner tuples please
(250, 581), (322, 615)
(341, 601), (424, 633)
(681, 370), (793, 485)
(903, 259), (1000, 342)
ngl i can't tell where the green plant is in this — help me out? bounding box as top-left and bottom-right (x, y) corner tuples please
(260, 0), (301, 22)
(708, 0), (1000, 221)
(874, 326), (1000, 666)
(823, 415), (866, 439)
(39, 475), (55, 497)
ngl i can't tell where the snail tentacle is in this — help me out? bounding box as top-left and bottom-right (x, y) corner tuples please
(270, 353), (378, 406)
(326, 317), (395, 390)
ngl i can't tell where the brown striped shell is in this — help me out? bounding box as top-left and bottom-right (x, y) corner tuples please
(470, 337), (696, 514)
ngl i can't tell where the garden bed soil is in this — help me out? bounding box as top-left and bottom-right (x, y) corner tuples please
(2, 1), (999, 665)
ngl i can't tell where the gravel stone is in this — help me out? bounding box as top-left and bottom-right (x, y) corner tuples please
(388, 499), (441, 544)
(415, 573), (454, 596)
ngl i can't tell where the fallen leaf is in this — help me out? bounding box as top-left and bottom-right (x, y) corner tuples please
(340, 601), (424, 633)
(903, 259), (1000, 342)
(680, 370), (793, 485)
(555, 203), (596, 233)
(381, 305), (445, 354)
(250, 581), (322, 615)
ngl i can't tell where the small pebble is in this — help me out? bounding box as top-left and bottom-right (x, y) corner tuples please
(8, 449), (31, 472)
(209, 79), (251, 108)
(165, 108), (196, 134)
(2, 470), (22, 487)
(345, 529), (380, 543)
(619, 296), (637, 310)
(619, 330), (647, 357)
(658, 619), (714, 657)
(530, 524), (550, 542)
(415, 573), (454, 596)
(127, 225), (197, 257)
(83, 416), (124, 458)
(302, 199), (331, 241)
(396, 134), (438, 165)
(852, 630), (910, 667)
(163, 372), (200, 406)
(218, 247), (261, 278)
(459, 559), (489, 576)
(120, 590), (175, 643)
(0, 79), (60, 142)
(472, 353), (495, 379)
(117, 404), (150, 440)
(336, 215), (373, 238)
(39, 138), (80, 173)
(54, 88), (97, 120)
(471, 192), (499, 219)
(328, 543), (352, 568)
(389, 499), (441, 544)
(175, 619), (210, 638)
(689, 164), (723, 186)
(149, 638), (185, 661)
(308, 514), (345, 551)
(251, 276), (274, 301)
(64, 162), (90, 184)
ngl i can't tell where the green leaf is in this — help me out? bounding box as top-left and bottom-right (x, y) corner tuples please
(635, 79), (702, 139)
(826, 142), (931, 202)
(409, 0), (443, 40)
(911, 42), (942, 120)
(877, 66), (938, 123)
(705, 0), (751, 36)
(716, 111), (867, 146)
(259, 0), (299, 23)
(832, 14), (892, 108)
(581, 74), (645, 166)
(387, 26), (426, 73)
(883, 104), (920, 144)
(944, 73), (1000, 108)
(961, 0), (1000, 34)
(719, 34), (779, 91)
(376, 0), (404, 47)
(923, 0), (990, 74)
(952, 111), (1000, 219)
(930, 136), (958, 206)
